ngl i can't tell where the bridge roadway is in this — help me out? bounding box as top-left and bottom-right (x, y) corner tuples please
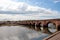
(0, 18), (60, 33)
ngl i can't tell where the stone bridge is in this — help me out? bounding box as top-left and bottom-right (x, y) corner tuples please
(0, 18), (60, 33)
(19, 19), (60, 33)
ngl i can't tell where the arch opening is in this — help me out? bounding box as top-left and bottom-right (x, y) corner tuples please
(40, 23), (43, 31)
(36, 23), (41, 31)
(47, 22), (56, 33)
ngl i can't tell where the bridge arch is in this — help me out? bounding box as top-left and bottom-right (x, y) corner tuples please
(46, 21), (57, 33)
(36, 22), (41, 31)
(29, 22), (42, 31)
(42, 21), (57, 34)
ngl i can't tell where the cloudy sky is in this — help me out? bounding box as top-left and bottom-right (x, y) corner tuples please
(0, 0), (60, 21)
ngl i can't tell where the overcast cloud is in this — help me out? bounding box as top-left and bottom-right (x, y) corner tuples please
(0, 0), (60, 21)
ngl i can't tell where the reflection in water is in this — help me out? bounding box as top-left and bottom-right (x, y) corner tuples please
(0, 26), (49, 40)
(48, 23), (56, 33)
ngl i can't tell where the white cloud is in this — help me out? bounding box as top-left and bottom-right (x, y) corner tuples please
(0, 0), (24, 11)
(0, 0), (60, 21)
(0, 14), (41, 21)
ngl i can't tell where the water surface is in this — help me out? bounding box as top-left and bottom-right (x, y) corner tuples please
(0, 26), (50, 40)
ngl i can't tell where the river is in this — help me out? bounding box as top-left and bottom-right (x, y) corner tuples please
(0, 26), (51, 40)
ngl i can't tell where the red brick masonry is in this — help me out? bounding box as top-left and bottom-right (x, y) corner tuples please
(0, 18), (60, 33)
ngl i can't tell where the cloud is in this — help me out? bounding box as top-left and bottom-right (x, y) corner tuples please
(0, 0), (59, 14)
(0, 14), (41, 21)
(0, 0), (60, 20)
(53, 0), (60, 3)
